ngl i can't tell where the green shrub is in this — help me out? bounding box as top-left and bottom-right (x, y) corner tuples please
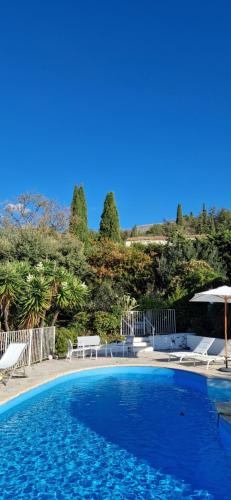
(70, 311), (90, 336)
(93, 311), (121, 343)
(55, 327), (76, 358)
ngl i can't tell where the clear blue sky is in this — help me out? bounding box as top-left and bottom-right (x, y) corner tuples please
(0, 0), (230, 229)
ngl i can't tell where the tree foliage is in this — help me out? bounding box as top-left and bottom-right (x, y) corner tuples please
(176, 203), (183, 225)
(99, 192), (121, 242)
(0, 193), (68, 231)
(139, 204), (231, 237)
(0, 190), (231, 341)
(69, 185), (88, 242)
(0, 261), (87, 330)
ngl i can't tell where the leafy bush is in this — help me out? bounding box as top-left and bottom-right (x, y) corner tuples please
(93, 311), (121, 343)
(70, 311), (91, 335)
(55, 327), (76, 358)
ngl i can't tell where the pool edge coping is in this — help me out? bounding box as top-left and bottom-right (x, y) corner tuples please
(0, 360), (225, 408)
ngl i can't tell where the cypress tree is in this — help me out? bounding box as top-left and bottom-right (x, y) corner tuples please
(69, 185), (88, 242)
(209, 207), (216, 233)
(176, 204), (183, 225)
(210, 215), (216, 233)
(131, 225), (139, 237)
(198, 203), (208, 233)
(99, 192), (121, 242)
(79, 186), (88, 229)
(202, 203), (208, 224)
(69, 185), (78, 233)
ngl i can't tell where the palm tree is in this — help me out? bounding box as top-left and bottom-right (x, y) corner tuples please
(50, 270), (87, 326)
(18, 272), (52, 329)
(0, 262), (20, 330)
(11, 261), (87, 329)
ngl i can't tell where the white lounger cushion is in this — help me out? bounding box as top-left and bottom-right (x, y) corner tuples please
(0, 343), (27, 370)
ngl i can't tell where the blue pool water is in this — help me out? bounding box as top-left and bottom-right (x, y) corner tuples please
(1, 367), (231, 499)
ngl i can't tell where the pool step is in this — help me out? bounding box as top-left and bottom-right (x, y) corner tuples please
(125, 336), (154, 356)
(126, 337), (153, 345)
(132, 341), (150, 347)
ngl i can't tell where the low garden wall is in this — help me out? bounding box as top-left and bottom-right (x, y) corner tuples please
(152, 333), (225, 355)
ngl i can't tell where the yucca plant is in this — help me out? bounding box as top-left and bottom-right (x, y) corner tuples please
(50, 271), (87, 325)
(18, 273), (52, 328)
(0, 262), (21, 330)
(2, 260), (88, 329)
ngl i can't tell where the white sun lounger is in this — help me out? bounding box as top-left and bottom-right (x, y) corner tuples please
(197, 341), (231, 369)
(0, 343), (27, 384)
(168, 337), (215, 364)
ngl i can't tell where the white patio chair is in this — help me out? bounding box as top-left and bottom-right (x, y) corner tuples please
(168, 337), (215, 365)
(0, 343), (27, 384)
(66, 339), (85, 361)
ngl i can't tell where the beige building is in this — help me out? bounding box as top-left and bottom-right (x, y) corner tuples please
(125, 234), (204, 247)
(125, 236), (168, 247)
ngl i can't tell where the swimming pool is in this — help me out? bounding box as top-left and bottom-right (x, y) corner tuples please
(1, 366), (231, 499)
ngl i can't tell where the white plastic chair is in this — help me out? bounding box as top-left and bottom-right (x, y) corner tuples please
(66, 340), (84, 361)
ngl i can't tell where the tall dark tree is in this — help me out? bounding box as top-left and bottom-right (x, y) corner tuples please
(209, 207), (216, 233)
(202, 203), (208, 227)
(99, 192), (121, 242)
(176, 203), (183, 225)
(198, 203), (209, 233)
(69, 185), (78, 233)
(78, 186), (88, 228)
(69, 185), (88, 242)
(131, 225), (139, 237)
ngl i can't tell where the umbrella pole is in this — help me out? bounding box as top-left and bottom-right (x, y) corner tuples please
(224, 298), (228, 368)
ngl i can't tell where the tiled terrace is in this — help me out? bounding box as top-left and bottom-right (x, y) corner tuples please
(1, 350), (230, 406)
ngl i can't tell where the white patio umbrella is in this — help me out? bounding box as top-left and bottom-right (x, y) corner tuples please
(190, 285), (231, 371)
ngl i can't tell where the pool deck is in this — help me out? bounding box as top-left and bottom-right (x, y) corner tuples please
(1, 350), (231, 406)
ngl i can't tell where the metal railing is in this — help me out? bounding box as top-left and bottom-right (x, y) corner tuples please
(121, 309), (176, 337)
(0, 326), (56, 367)
(146, 309), (176, 334)
(145, 317), (155, 349)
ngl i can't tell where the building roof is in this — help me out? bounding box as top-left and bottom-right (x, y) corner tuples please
(126, 236), (168, 241)
(126, 234), (205, 242)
